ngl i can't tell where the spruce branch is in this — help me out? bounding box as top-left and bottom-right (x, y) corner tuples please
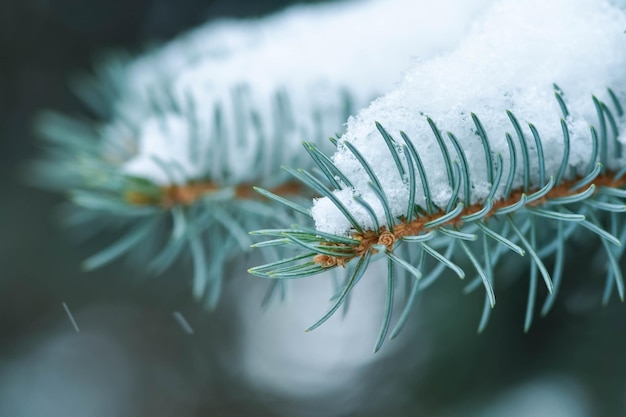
(250, 0), (626, 350)
(30, 0), (486, 307)
(251, 89), (626, 350)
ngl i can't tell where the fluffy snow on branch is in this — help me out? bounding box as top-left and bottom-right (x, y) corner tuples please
(93, 0), (495, 185)
(312, 0), (626, 236)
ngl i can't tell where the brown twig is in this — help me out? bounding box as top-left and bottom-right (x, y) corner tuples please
(125, 180), (306, 208)
(314, 171), (626, 267)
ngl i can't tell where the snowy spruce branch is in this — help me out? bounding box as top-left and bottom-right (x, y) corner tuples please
(249, 0), (626, 350)
(32, 0), (490, 308)
(32, 0), (626, 351)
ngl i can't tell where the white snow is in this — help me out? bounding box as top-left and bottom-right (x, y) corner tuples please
(121, 114), (200, 185)
(312, 0), (626, 236)
(93, 0), (497, 186)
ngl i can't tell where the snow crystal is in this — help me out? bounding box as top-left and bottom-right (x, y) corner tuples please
(312, 0), (626, 236)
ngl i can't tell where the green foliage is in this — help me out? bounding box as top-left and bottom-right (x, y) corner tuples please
(31, 87), (340, 308)
(250, 86), (626, 350)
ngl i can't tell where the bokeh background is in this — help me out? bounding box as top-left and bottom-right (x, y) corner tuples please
(1, 0), (626, 416)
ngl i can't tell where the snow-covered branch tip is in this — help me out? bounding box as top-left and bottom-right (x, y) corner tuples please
(249, 0), (626, 351)
(250, 89), (626, 347)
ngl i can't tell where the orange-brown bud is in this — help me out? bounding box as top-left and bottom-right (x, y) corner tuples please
(314, 254), (338, 268)
(378, 231), (396, 251)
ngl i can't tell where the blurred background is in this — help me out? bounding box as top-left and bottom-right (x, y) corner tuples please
(1, 0), (626, 416)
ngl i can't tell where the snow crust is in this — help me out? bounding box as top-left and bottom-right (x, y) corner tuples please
(312, 0), (626, 236)
(96, 0), (496, 185)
